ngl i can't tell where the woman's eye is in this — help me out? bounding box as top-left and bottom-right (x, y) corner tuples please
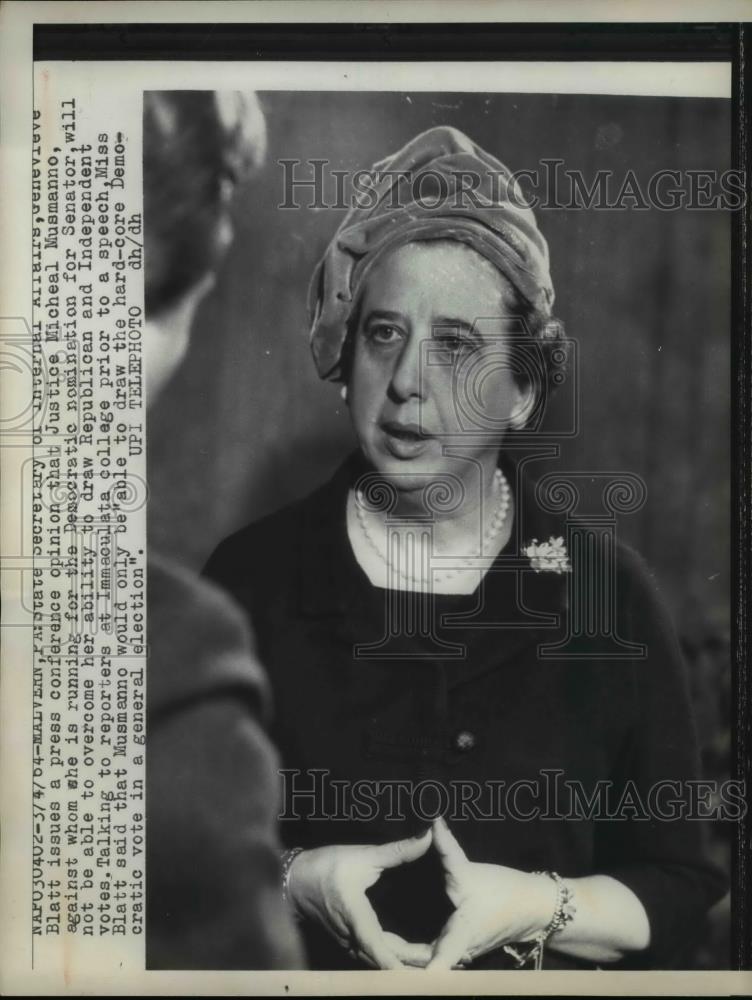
(367, 324), (402, 344)
(436, 336), (463, 351)
(434, 334), (473, 355)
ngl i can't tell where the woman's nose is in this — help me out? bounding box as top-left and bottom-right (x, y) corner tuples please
(389, 334), (425, 401)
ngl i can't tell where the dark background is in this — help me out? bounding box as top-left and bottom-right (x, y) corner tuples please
(147, 90), (732, 966)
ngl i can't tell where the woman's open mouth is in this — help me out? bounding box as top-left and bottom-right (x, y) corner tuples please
(381, 421), (432, 459)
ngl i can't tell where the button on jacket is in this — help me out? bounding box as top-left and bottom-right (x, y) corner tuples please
(204, 454), (726, 971)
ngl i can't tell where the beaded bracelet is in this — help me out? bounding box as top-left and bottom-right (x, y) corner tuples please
(536, 870), (577, 938)
(280, 846), (304, 905)
(502, 870), (576, 970)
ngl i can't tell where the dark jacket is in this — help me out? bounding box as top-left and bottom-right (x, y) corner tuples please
(146, 552), (304, 969)
(204, 454), (726, 970)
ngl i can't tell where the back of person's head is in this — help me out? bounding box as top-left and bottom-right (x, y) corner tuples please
(143, 91), (266, 318)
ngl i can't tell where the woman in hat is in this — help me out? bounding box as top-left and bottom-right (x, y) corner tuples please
(204, 126), (725, 971)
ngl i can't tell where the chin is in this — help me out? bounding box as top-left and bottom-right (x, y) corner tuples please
(367, 447), (453, 493)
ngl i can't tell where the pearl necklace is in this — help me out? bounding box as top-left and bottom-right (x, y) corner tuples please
(354, 468), (511, 587)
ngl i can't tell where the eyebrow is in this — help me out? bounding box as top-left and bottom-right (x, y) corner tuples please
(363, 310), (406, 325)
(432, 317), (482, 342)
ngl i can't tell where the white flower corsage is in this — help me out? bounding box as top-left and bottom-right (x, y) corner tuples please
(522, 536), (571, 574)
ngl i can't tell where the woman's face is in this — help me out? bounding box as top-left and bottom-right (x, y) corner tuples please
(347, 241), (530, 494)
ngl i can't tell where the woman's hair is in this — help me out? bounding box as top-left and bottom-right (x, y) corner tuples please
(501, 295), (569, 425)
(143, 91), (266, 318)
(308, 126), (557, 384)
(338, 239), (568, 428)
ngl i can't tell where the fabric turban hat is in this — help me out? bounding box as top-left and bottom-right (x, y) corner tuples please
(308, 125), (555, 381)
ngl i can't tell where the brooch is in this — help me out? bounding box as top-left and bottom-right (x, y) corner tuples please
(522, 536), (571, 574)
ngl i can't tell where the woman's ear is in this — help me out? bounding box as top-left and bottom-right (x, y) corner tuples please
(509, 379), (536, 430)
(340, 384), (348, 402)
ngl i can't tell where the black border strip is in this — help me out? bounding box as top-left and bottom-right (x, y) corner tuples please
(730, 21), (751, 975)
(34, 22), (735, 61)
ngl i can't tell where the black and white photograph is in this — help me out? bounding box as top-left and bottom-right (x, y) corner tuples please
(3, 5), (752, 996)
(145, 82), (736, 973)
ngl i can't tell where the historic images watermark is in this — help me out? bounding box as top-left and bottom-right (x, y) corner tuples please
(279, 769), (747, 824)
(278, 159), (746, 212)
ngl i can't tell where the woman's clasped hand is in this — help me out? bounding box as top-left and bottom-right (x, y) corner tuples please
(286, 816), (558, 970)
